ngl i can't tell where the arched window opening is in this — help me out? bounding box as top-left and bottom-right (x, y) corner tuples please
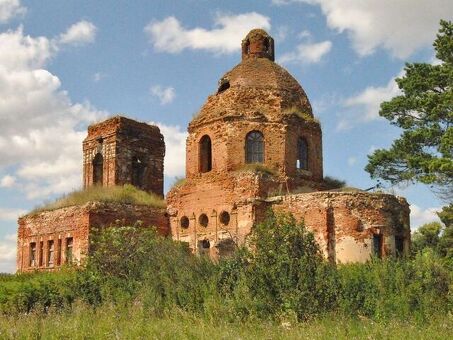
(217, 78), (230, 94)
(246, 131), (264, 163)
(297, 138), (308, 170)
(199, 135), (212, 173)
(245, 39), (250, 54)
(199, 214), (209, 228)
(93, 153), (103, 185)
(219, 211), (230, 226)
(180, 216), (190, 229)
(132, 156), (146, 189)
(263, 38), (270, 52)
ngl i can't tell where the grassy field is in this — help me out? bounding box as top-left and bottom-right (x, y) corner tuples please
(0, 304), (452, 340)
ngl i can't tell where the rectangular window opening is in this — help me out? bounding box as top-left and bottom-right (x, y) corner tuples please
(47, 240), (54, 267)
(29, 242), (36, 267)
(395, 235), (404, 257)
(39, 241), (44, 266)
(373, 234), (383, 258)
(66, 237), (73, 264)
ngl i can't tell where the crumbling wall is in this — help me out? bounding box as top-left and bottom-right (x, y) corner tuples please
(88, 202), (169, 236)
(17, 202), (170, 272)
(265, 192), (411, 263)
(17, 206), (90, 272)
(83, 116), (165, 196)
(167, 171), (274, 257)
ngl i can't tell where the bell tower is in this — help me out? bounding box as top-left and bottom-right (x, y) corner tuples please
(82, 116), (165, 196)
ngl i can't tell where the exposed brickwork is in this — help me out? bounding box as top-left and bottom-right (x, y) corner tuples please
(17, 29), (412, 271)
(17, 203), (169, 272)
(167, 29), (411, 262)
(83, 116), (165, 196)
(261, 192), (411, 263)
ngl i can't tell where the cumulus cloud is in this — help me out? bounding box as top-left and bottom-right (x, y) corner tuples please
(410, 204), (441, 230)
(337, 71), (402, 130)
(144, 12), (271, 54)
(150, 85), (176, 105)
(280, 40), (332, 64)
(273, 0), (453, 58)
(0, 208), (25, 221)
(0, 0), (26, 23)
(0, 26), (106, 199)
(0, 174), (15, 187)
(347, 156), (357, 166)
(151, 122), (187, 178)
(0, 233), (16, 273)
(58, 20), (97, 46)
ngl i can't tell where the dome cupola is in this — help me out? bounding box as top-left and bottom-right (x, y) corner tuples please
(241, 29), (275, 61)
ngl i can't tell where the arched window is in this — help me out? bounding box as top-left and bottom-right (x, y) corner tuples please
(199, 135), (212, 173)
(263, 38), (270, 52)
(132, 156), (146, 189)
(297, 138), (308, 170)
(246, 131), (264, 163)
(93, 153), (103, 185)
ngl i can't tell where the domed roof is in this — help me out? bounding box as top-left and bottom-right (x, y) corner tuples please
(190, 29), (313, 128)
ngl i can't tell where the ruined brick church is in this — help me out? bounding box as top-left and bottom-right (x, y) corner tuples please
(17, 29), (410, 272)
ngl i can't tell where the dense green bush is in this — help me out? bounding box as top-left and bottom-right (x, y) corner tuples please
(0, 215), (452, 322)
(216, 213), (339, 320)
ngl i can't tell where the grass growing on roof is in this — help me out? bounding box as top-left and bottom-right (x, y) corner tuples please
(29, 185), (165, 215)
(238, 163), (276, 176)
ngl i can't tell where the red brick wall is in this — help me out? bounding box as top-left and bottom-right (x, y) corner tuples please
(17, 202), (170, 272)
(83, 116), (165, 196)
(17, 206), (90, 272)
(265, 192), (411, 263)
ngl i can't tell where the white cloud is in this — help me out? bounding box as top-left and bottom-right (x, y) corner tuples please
(145, 12), (271, 54)
(337, 71), (402, 130)
(280, 40), (332, 64)
(0, 0), (25, 23)
(410, 204), (441, 230)
(275, 25), (289, 42)
(0, 26), (106, 200)
(273, 0), (453, 58)
(59, 20), (97, 46)
(92, 72), (104, 82)
(0, 174), (15, 187)
(0, 233), (16, 273)
(347, 156), (357, 166)
(150, 85), (176, 105)
(344, 74), (401, 120)
(151, 122), (187, 178)
(0, 208), (25, 221)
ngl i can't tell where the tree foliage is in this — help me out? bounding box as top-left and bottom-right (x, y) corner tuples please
(366, 20), (453, 197)
(412, 204), (453, 259)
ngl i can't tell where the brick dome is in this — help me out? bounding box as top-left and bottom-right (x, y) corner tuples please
(190, 29), (313, 128)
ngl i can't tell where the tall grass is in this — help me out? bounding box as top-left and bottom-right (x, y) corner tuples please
(29, 185), (165, 215)
(1, 214), (452, 335)
(0, 303), (451, 340)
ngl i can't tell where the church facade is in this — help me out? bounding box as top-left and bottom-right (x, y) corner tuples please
(16, 29), (410, 272)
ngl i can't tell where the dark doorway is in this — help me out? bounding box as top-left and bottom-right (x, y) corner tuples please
(132, 156), (146, 189)
(93, 153), (103, 185)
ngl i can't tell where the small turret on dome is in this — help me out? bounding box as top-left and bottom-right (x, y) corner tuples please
(242, 29), (275, 61)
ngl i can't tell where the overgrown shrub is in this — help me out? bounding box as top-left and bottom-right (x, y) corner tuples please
(1, 215), (452, 322)
(216, 213), (339, 320)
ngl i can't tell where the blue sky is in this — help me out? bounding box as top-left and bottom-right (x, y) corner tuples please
(0, 0), (451, 272)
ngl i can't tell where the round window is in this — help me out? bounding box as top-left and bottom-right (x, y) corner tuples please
(199, 214), (209, 227)
(219, 211), (230, 226)
(180, 216), (189, 229)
